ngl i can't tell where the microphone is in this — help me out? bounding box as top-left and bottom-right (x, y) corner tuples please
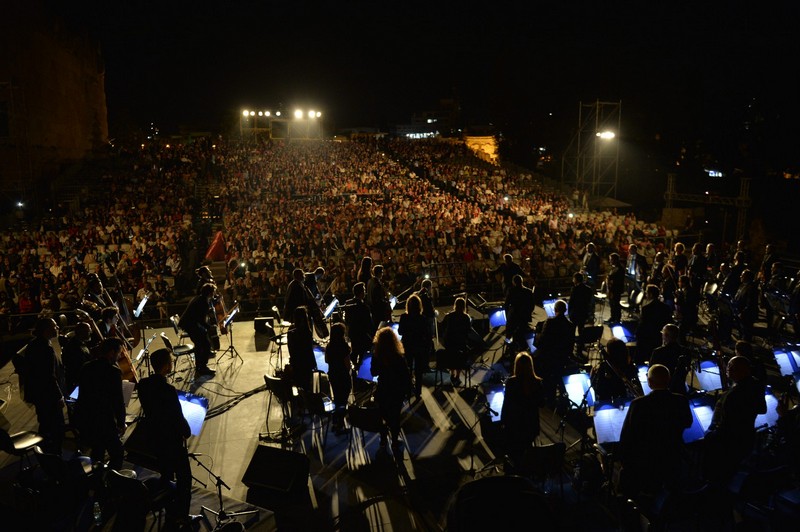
(187, 452), (203, 458)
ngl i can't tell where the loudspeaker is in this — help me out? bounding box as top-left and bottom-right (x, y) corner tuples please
(254, 317), (274, 334)
(241, 446), (310, 494)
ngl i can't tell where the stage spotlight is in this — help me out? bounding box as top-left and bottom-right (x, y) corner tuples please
(242, 110), (249, 117)
(596, 130), (615, 140)
(249, 111), (255, 116)
(294, 110), (303, 119)
(308, 110), (315, 118)
(258, 111), (263, 116)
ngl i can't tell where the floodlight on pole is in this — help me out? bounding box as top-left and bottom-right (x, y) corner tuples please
(596, 130), (616, 140)
(308, 110), (315, 119)
(249, 111), (255, 116)
(242, 110), (249, 117)
(294, 110), (303, 119)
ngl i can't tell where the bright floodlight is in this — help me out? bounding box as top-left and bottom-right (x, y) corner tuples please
(258, 111), (263, 116)
(265, 111), (271, 117)
(294, 110), (303, 119)
(596, 131), (616, 140)
(249, 111), (255, 116)
(17, 201), (24, 208)
(308, 110), (315, 118)
(275, 111), (281, 117)
(242, 110), (249, 117)
(316, 111), (322, 118)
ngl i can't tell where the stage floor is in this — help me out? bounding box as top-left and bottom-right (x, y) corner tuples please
(5, 296), (778, 531)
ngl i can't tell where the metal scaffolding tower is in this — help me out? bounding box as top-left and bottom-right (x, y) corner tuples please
(664, 173), (752, 241)
(561, 100), (622, 198)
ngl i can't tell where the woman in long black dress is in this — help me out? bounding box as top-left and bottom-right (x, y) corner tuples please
(287, 306), (316, 391)
(325, 322), (352, 431)
(398, 294), (430, 398)
(371, 326), (411, 449)
(440, 297), (473, 386)
(501, 352), (545, 466)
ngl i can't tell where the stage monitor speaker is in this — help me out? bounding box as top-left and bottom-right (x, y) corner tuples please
(242, 445), (310, 495)
(254, 317), (274, 334)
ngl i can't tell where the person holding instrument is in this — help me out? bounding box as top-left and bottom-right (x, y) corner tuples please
(137, 348), (198, 530)
(179, 282), (216, 379)
(591, 337), (641, 402)
(74, 338), (126, 471)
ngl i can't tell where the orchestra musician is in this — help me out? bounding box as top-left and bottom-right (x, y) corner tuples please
(285, 268), (312, 325)
(703, 356), (767, 483)
(650, 324), (690, 395)
(624, 244), (648, 301)
(635, 284), (672, 365)
(674, 274), (700, 338)
(581, 243), (600, 288)
(591, 337), (641, 402)
(304, 267), (326, 301)
(504, 274), (536, 355)
(196, 266), (225, 351)
(568, 272), (595, 355)
(606, 253), (625, 325)
(74, 337), (127, 471)
(366, 265), (392, 325)
(179, 283), (216, 379)
(733, 268), (759, 342)
(343, 282), (375, 370)
(617, 364), (693, 497)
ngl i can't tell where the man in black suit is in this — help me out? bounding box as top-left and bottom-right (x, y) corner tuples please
(137, 348), (194, 529)
(581, 243), (600, 288)
(414, 278), (436, 338)
(75, 338), (126, 470)
(650, 324), (690, 394)
(535, 300), (574, 400)
(568, 272), (595, 352)
(504, 274), (536, 354)
(703, 356), (767, 483)
(733, 268), (759, 342)
(344, 282), (375, 370)
(606, 253), (626, 324)
(625, 244), (649, 303)
(636, 284), (673, 364)
(22, 317), (65, 454)
(179, 282), (215, 379)
(618, 364), (693, 497)
(485, 253), (525, 295)
(284, 268), (312, 323)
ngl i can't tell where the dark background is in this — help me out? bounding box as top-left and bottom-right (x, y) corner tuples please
(48, 1), (800, 242)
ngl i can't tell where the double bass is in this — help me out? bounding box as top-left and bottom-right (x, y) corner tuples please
(75, 308), (139, 385)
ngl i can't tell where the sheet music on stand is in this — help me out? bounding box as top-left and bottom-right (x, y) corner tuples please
(69, 380), (137, 408)
(563, 372), (596, 408)
(488, 308), (507, 329)
(755, 387), (780, 429)
(637, 366), (652, 396)
(133, 294), (149, 318)
(773, 349), (800, 376)
(223, 304), (240, 329)
(136, 332), (158, 362)
(692, 360), (723, 392)
(485, 384), (506, 423)
(542, 299), (565, 319)
(683, 395), (716, 443)
(323, 297), (339, 319)
(593, 400), (632, 444)
(176, 391), (209, 437)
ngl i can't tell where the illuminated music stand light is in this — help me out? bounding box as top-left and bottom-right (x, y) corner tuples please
(218, 303), (242, 362)
(133, 294), (149, 318)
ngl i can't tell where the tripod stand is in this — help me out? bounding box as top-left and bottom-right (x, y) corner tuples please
(219, 304), (242, 362)
(191, 454), (259, 529)
(134, 332), (158, 377)
(463, 385), (505, 477)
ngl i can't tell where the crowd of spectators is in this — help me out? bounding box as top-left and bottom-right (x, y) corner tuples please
(1, 135), (694, 335)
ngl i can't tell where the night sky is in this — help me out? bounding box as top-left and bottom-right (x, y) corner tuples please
(50, 3), (800, 200)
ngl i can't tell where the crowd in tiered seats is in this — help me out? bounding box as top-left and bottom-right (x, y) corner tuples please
(1, 135), (703, 334)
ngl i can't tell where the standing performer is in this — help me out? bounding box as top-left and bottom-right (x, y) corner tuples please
(137, 349), (196, 529)
(179, 283), (216, 379)
(74, 338), (126, 471)
(343, 282), (375, 370)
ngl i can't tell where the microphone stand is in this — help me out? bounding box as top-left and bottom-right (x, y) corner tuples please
(191, 454), (259, 528)
(464, 385), (503, 477)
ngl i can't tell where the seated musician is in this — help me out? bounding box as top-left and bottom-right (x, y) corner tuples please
(636, 284), (672, 365)
(591, 338), (640, 402)
(733, 268), (759, 342)
(703, 356), (767, 483)
(98, 306), (121, 340)
(617, 364), (693, 498)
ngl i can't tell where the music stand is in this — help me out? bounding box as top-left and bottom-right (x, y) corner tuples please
(134, 332), (158, 377)
(218, 303), (242, 362)
(560, 372), (596, 452)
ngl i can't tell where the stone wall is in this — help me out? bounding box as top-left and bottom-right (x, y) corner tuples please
(0, 3), (107, 200)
